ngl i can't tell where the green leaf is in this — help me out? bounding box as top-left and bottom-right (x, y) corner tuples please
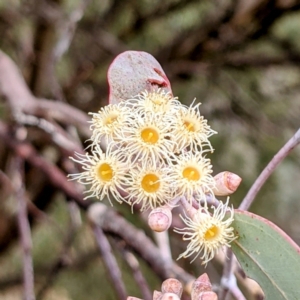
(231, 210), (300, 300)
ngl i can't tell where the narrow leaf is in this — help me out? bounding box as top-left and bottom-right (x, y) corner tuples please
(232, 210), (300, 300)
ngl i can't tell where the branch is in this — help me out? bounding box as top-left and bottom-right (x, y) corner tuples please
(0, 50), (90, 137)
(119, 247), (152, 300)
(239, 128), (300, 211)
(14, 156), (35, 300)
(0, 121), (90, 210)
(88, 204), (195, 287)
(93, 224), (127, 300)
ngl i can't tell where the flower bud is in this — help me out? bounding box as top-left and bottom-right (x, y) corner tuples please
(127, 297), (143, 300)
(191, 273), (213, 300)
(148, 207), (172, 232)
(212, 171), (242, 196)
(160, 293), (180, 300)
(161, 278), (183, 297)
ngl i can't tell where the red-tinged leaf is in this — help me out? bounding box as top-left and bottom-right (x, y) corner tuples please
(107, 51), (172, 104)
(231, 210), (300, 300)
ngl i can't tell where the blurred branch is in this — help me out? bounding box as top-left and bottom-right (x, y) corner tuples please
(239, 127), (300, 211)
(14, 156), (35, 300)
(93, 224), (127, 300)
(118, 245), (152, 300)
(166, 52), (300, 77)
(218, 249), (234, 300)
(0, 49), (90, 136)
(0, 121), (90, 210)
(157, 0), (238, 62)
(88, 204), (195, 287)
(158, 0), (300, 73)
(29, 0), (90, 99)
(94, 28), (127, 56)
(118, 0), (201, 40)
(0, 250), (100, 291)
(14, 111), (83, 154)
(0, 169), (64, 235)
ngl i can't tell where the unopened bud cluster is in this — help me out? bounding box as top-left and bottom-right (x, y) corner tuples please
(127, 275), (218, 300)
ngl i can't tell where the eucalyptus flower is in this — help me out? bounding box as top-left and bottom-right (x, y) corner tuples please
(68, 145), (127, 205)
(124, 161), (176, 211)
(124, 88), (181, 114)
(173, 101), (217, 152)
(175, 199), (237, 266)
(172, 151), (215, 201)
(89, 103), (134, 146)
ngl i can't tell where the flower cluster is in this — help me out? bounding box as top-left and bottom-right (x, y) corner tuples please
(69, 88), (237, 265)
(69, 89), (217, 210)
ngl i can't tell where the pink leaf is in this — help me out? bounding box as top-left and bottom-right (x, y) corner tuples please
(107, 51), (172, 104)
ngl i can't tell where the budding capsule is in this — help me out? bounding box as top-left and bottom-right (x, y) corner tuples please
(148, 207), (172, 232)
(212, 171), (242, 196)
(161, 278), (183, 297)
(191, 273), (214, 300)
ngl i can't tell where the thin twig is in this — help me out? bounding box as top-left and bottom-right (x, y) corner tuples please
(239, 128), (300, 211)
(221, 255), (246, 300)
(218, 249), (233, 300)
(93, 224), (127, 300)
(219, 256), (249, 300)
(13, 110), (83, 154)
(14, 156), (35, 300)
(154, 230), (173, 269)
(0, 120), (90, 210)
(118, 244), (152, 300)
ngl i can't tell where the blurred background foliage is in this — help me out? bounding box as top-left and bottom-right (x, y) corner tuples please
(0, 0), (300, 299)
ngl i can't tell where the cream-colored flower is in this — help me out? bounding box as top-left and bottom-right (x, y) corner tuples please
(121, 112), (175, 164)
(173, 101), (217, 153)
(172, 152), (215, 201)
(124, 89), (181, 114)
(89, 103), (134, 146)
(124, 162), (175, 211)
(68, 145), (127, 204)
(175, 199), (237, 266)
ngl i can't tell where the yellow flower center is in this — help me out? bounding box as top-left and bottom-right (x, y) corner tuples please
(184, 120), (195, 132)
(182, 166), (200, 181)
(141, 173), (160, 193)
(97, 163), (113, 181)
(141, 127), (159, 144)
(105, 113), (118, 125)
(204, 225), (219, 241)
(152, 96), (164, 105)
